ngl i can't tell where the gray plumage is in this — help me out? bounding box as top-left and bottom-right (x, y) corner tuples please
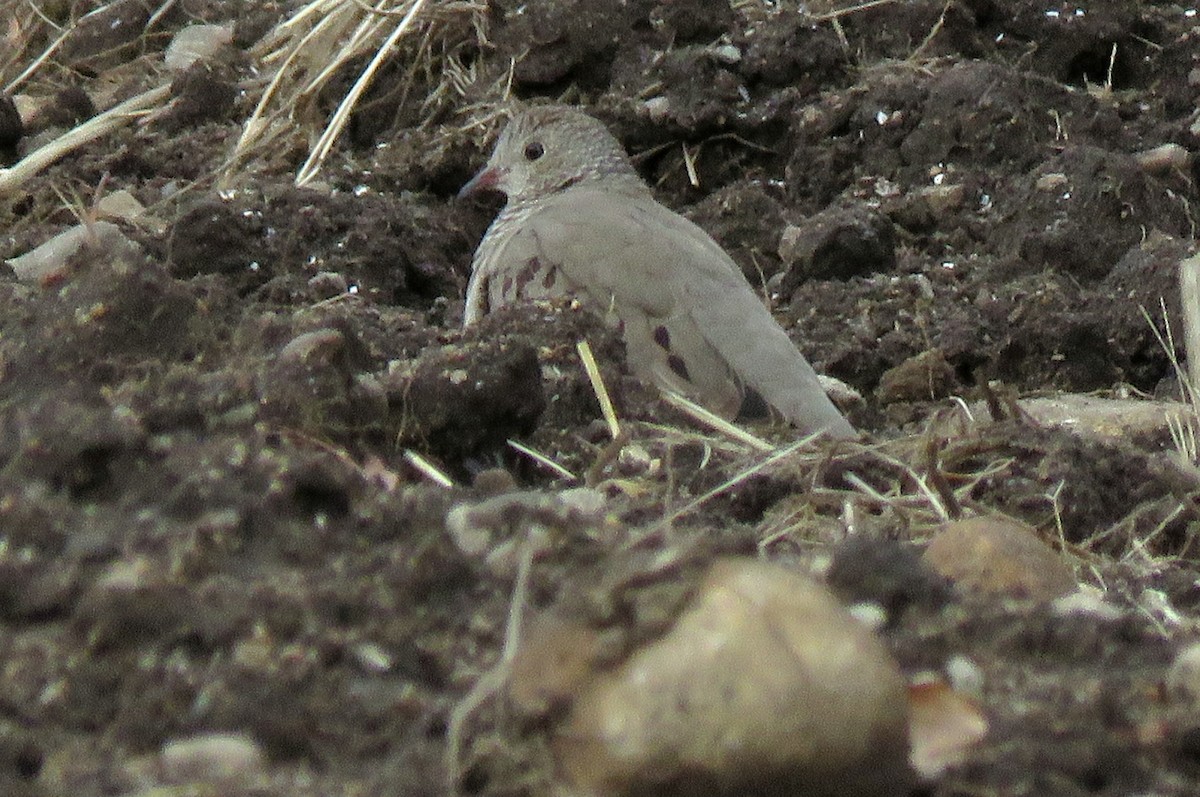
(460, 105), (854, 440)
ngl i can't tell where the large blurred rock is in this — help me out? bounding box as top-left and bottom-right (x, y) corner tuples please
(512, 557), (912, 797)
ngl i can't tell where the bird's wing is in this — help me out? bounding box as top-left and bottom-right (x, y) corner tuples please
(495, 185), (854, 437)
(632, 200), (854, 438)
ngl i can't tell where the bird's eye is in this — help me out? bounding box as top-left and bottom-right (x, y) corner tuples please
(523, 141), (545, 161)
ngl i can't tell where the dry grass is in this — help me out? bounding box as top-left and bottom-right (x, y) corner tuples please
(1141, 294), (1200, 464)
(0, 0), (503, 240)
(226, 0), (492, 186)
(0, 84), (170, 195)
(0, 4), (177, 196)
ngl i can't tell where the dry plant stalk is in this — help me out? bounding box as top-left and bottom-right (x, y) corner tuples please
(403, 449), (455, 488)
(577, 339), (622, 440)
(507, 439), (578, 482)
(0, 85), (172, 195)
(229, 0), (488, 186)
(445, 535), (535, 789)
(809, 0), (901, 22)
(1179, 253), (1200, 406)
(1139, 295), (1200, 465)
(659, 390), (774, 453)
(655, 436), (822, 530)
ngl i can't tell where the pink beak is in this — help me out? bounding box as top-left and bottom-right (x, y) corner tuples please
(458, 166), (503, 199)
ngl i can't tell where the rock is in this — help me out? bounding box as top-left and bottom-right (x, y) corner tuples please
(887, 184), (966, 231)
(0, 92), (22, 151)
(826, 535), (952, 621)
(922, 516), (1077, 601)
(1035, 172), (1069, 192)
(6, 222), (141, 284)
(1166, 643), (1200, 704)
(1006, 395), (1190, 445)
(528, 557), (912, 797)
(945, 655), (985, 698)
(919, 183), (966, 216)
(308, 271), (349, 299)
(471, 467), (518, 495)
(1051, 585), (1123, 621)
(259, 326), (385, 439)
(278, 328), (346, 365)
(1134, 143), (1190, 175)
(164, 24), (234, 72)
(159, 732), (266, 785)
(906, 677), (988, 780)
(876, 348), (957, 403)
(778, 205), (896, 286)
(92, 189), (167, 235)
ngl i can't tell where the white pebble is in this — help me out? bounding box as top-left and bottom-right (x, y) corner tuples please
(1166, 643), (1200, 704)
(165, 24), (234, 72)
(945, 655), (984, 698)
(160, 732), (266, 785)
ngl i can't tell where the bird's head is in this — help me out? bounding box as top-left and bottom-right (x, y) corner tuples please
(459, 105), (639, 204)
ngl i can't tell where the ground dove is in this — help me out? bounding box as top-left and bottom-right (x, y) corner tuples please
(460, 105), (855, 439)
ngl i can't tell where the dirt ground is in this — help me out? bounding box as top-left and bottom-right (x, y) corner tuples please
(2, 0), (1200, 795)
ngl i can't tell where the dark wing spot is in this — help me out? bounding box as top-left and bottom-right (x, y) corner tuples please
(653, 325), (671, 350)
(514, 256), (541, 296)
(479, 276), (491, 315)
(501, 274), (514, 298)
(542, 267), (557, 291)
(667, 354), (690, 382)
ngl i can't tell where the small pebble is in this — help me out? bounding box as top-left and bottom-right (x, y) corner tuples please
(308, 271), (349, 299)
(557, 487), (605, 516)
(165, 24), (234, 72)
(945, 655), (985, 698)
(278, 328), (345, 364)
(847, 601), (888, 631)
(159, 732), (266, 785)
(1051, 585), (1122, 620)
(1035, 172), (1069, 192)
(472, 468), (518, 495)
(710, 44), (742, 64)
(1167, 643), (1200, 704)
(351, 641), (394, 674)
(917, 183), (965, 215)
(1134, 143), (1190, 175)
(642, 96), (671, 122)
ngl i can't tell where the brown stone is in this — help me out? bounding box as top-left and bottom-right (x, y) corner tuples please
(876, 348), (956, 403)
(922, 517), (1077, 601)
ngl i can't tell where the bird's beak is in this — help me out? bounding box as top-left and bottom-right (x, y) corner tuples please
(458, 166), (503, 199)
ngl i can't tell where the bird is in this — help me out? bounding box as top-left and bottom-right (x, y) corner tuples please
(459, 105), (855, 440)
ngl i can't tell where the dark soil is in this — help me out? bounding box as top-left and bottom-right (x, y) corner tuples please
(2, 1), (1200, 796)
